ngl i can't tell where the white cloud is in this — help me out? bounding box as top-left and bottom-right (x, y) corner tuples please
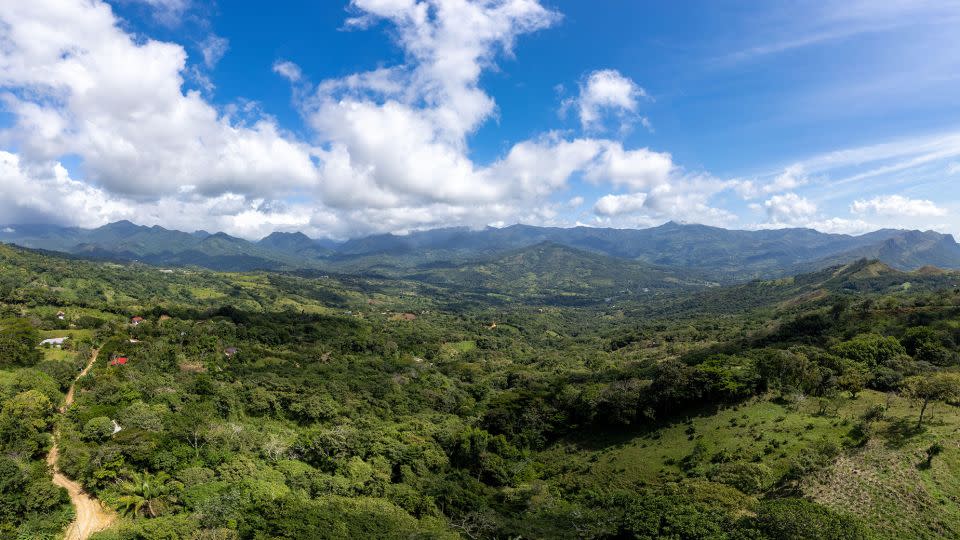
(851, 194), (947, 217)
(805, 217), (876, 235)
(0, 0), (777, 239)
(593, 193), (648, 216)
(800, 131), (960, 188)
(0, 0), (320, 202)
(764, 192), (817, 225)
(565, 69), (648, 132)
(200, 35), (229, 68)
(734, 164), (809, 198)
(583, 143), (674, 191)
(129, 0), (191, 25)
(591, 171), (736, 226)
(948, 162), (960, 175)
(273, 60), (304, 83)
(724, 1), (960, 63)
(0, 151), (321, 239)
(767, 164), (808, 193)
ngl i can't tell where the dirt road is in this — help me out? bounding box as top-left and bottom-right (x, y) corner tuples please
(47, 348), (117, 540)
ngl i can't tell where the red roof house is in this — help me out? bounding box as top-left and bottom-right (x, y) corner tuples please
(130, 316), (144, 326)
(109, 357), (128, 366)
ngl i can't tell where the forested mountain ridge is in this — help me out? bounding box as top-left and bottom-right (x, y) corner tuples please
(4, 220), (960, 281)
(403, 242), (716, 306)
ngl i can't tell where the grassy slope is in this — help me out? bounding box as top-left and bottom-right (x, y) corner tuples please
(803, 395), (960, 539)
(538, 390), (960, 539)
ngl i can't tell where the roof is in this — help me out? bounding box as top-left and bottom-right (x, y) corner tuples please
(109, 357), (128, 366)
(40, 337), (68, 345)
(131, 316), (144, 321)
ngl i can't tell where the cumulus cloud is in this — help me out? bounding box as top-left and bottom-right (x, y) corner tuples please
(593, 193), (648, 216)
(851, 194), (947, 217)
(0, 151), (320, 239)
(290, 0), (732, 230)
(805, 217), (876, 235)
(564, 69), (648, 132)
(764, 192), (817, 225)
(0, 0), (743, 238)
(0, 0), (320, 201)
(583, 144), (674, 191)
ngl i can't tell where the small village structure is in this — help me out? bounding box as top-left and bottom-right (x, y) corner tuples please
(40, 337), (69, 348)
(130, 316), (145, 326)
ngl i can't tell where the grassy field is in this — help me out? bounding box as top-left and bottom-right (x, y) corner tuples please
(439, 340), (477, 360)
(538, 390), (960, 538)
(40, 329), (96, 340)
(542, 394), (852, 488)
(41, 347), (74, 362)
(803, 393), (960, 539)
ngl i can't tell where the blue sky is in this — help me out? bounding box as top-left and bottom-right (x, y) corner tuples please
(1, 0), (959, 239)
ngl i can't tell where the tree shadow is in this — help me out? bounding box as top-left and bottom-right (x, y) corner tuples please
(882, 416), (924, 449)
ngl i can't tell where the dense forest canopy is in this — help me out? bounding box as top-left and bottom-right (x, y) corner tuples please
(1, 242), (960, 539)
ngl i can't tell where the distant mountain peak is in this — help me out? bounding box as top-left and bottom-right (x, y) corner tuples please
(99, 220), (140, 230)
(205, 231), (241, 241)
(262, 231), (312, 241)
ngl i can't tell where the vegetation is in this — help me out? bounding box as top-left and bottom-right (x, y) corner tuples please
(5, 220), (960, 280)
(1, 241), (960, 538)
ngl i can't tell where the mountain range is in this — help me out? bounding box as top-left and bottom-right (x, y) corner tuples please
(3, 220), (960, 283)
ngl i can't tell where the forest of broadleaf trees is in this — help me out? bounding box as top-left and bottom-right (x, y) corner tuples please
(2, 242), (960, 539)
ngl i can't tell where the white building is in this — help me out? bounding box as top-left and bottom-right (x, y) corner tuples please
(40, 337), (69, 348)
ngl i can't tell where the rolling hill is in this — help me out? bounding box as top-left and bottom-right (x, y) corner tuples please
(403, 242), (714, 305)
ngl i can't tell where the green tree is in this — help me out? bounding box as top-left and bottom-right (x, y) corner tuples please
(837, 364), (871, 398)
(0, 390), (54, 456)
(832, 334), (906, 370)
(116, 471), (181, 518)
(903, 327), (953, 366)
(0, 318), (41, 367)
(752, 498), (871, 539)
(900, 373), (960, 428)
(83, 416), (116, 442)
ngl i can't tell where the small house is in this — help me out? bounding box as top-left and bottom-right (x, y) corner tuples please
(224, 347), (238, 357)
(40, 337), (68, 348)
(109, 357), (128, 366)
(56, 311), (65, 320)
(130, 316), (144, 326)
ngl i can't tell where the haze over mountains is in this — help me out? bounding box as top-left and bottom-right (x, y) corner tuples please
(2, 220), (960, 283)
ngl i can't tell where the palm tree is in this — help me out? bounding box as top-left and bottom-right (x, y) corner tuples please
(116, 470), (178, 518)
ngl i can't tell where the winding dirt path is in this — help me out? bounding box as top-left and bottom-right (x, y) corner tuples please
(47, 348), (117, 540)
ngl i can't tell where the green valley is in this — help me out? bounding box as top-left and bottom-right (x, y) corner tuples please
(2, 240), (960, 539)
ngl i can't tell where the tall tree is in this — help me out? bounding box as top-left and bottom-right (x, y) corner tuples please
(900, 373), (960, 428)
